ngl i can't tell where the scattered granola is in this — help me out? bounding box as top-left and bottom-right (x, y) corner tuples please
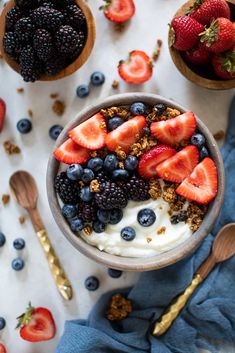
(166, 107), (181, 118)
(157, 226), (166, 235)
(118, 161), (125, 169)
(2, 194), (10, 205)
(19, 216), (25, 224)
(163, 184), (177, 203)
(50, 93), (59, 99)
(213, 130), (225, 141)
(100, 106), (130, 120)
(116, 147), (126, 160)
(28, 109), (33, 118)
(152, 38), (163, 62)
(146, 237), (152, 243)
(52, 100), (65, 116)
(106, 294), (132, 321)
(17, 88), (24, 93)
(90, 180), (101, 193)
(130, 136), (158, 157)
(90, 151), (98, 158)
(149, 178), (162, 199)
(114, 23), (125, 32)
(3, 141), (21, 155)
(79, 181), (85, 189)
(112, 80), (119, 89)
(83, 224), (92, 236)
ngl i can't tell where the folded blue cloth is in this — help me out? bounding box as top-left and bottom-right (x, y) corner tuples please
(57, 97), (235, 353)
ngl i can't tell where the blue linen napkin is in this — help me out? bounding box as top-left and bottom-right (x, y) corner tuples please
(57, 97), (235, 353)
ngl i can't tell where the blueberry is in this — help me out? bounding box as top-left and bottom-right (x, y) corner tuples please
(90, 71), (105, 86)
(107, 116), (123, 131)
(87, 158), (103, 172)
(121, 227), (136, 241)
(62, 204), (77, 219)
(12, 257), (24, 271)
(109, 209), (123, 225)
(153, 103), (166, 116)
(70, 217), (84, 232)
(124, 155), (138, 171)
(130, 102), (146, 116)
(97, 209), (110, 224)
(13, 238), (25, 250)
(92, 220), (105, 233)
(81, 168), (95, 184)
(111, 169), (129, 181)
(104, 154), (119, 172)
(170, 215), (179, 225)
(76, 84), (90, 98)
(80, 186), (93, 202)
(66, 164), (83, 180)
(0, 232), (6, 247)
(16, 118), (32, 134)
(178, 211), (188, 222)
(0, 317), (6, 330)
(84, 276), (99, 291)
(143, 126), (151, 136)
(49, 124), (63, 140)
(108, 268), (122, 278)
(137, 209), (156, 227)
(190, 133), (206, 149)
(200, 146), (209, 160)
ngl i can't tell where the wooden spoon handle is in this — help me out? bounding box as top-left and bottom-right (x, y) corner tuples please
(152, 274), (203, 336)
(28, 208), (73, 301)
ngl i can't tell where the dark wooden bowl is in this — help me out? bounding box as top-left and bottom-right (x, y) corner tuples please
(46, 93), (225, 272)
(169, 0), (235, 90)
(0, 0), (96, 81)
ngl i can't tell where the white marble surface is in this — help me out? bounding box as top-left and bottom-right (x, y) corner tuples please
(0, 0), (234, 352)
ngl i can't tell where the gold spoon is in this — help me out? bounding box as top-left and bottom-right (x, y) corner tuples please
(9, 170), (73, 301)
(153, 223), (235, 336)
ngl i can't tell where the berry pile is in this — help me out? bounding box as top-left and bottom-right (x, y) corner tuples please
(169, 0), (235, 80)
(53, 101), (218, 240)
(3, 0), (87, 82)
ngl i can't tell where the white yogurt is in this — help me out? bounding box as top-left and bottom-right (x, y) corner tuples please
(81, 199), (192, 257)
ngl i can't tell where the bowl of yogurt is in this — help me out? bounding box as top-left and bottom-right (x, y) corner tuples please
(47, 93), (225, 271)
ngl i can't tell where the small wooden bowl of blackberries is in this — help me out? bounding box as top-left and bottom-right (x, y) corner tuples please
(0, 0), (96, 82)
(168, 0), (235, 90)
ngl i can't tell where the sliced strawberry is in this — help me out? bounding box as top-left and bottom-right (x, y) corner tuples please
(150, 111), (197, 146)
(138, 145), (177, 179)
(54, 138), (90, 164)
(176, 158), (218, 204)
(0, 343), (6, 353)
(105, 115), (147, 153)
(103, 0), (135, 23)
(0, 98), (6, 133)
(118, 50), (153, 84)
(69, 113), (107, 150)
(156, 145), (199, 183)
(17, 303), (56, 342)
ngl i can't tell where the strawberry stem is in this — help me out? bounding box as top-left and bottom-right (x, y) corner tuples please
(16, 302), (34, 329)
(220, 51), (235, 73)
(199, 19), (219, 47)
(185, 0), (203, 15)
(168, 25), (175, 47)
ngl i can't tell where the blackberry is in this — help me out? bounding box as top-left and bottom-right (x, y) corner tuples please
(54, 172), (80, 204)
(5, 7), (21, 31)
(30, 7), (64, 31)
(64, 4), (86, 30)
(95, 182), (127, 210)
(39, 0), (55, 8)
(3, 32), (20, 57)
(15, 0), (40, 9)
(78, 201), (97, 222)
(69, 30), (86, 60)
(33, 29), (53, 61)
(57, 0), (75, 8)
(96, 170), (109, 185)
(15, 17), (35, 42)
(123, 175), (150, 201)
(55, 25), (80, 54)
(19, 45), (41, 82)
(45, 52), (67, 76)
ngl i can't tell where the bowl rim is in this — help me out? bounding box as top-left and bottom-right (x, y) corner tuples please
(46, 92), (225, 272)
(0, 0), (96, 81)
(168, 0), (235, 90)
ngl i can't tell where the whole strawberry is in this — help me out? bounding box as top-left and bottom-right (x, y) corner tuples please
(169, 16), (204, 51)
(186, 0), (230, 25)
(200, 18), (235, 53)
(212, 46), (235, 79)
(184, 43), (211, 65)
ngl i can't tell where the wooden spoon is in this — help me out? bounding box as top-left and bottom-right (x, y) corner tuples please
(9, 170), (73, 301)
(153, 223), (235, 336)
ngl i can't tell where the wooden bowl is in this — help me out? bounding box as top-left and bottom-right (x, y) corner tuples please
(169, 0), (235, 90)
(46, 93), (225, 272)
(0, 0), (96, 81)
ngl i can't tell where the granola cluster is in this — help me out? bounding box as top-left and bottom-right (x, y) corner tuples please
(3, 141), (21, 155)
(106, 294), (132, 321)
(100, 106), (130, 120)
(130, 136), (158, 157)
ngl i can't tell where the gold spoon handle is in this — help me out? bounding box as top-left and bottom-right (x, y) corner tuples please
(28, 208), (73, 301)
(152, 274), (203, 336)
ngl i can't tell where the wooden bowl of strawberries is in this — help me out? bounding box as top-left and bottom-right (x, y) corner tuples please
(168, 0), (235, 90)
